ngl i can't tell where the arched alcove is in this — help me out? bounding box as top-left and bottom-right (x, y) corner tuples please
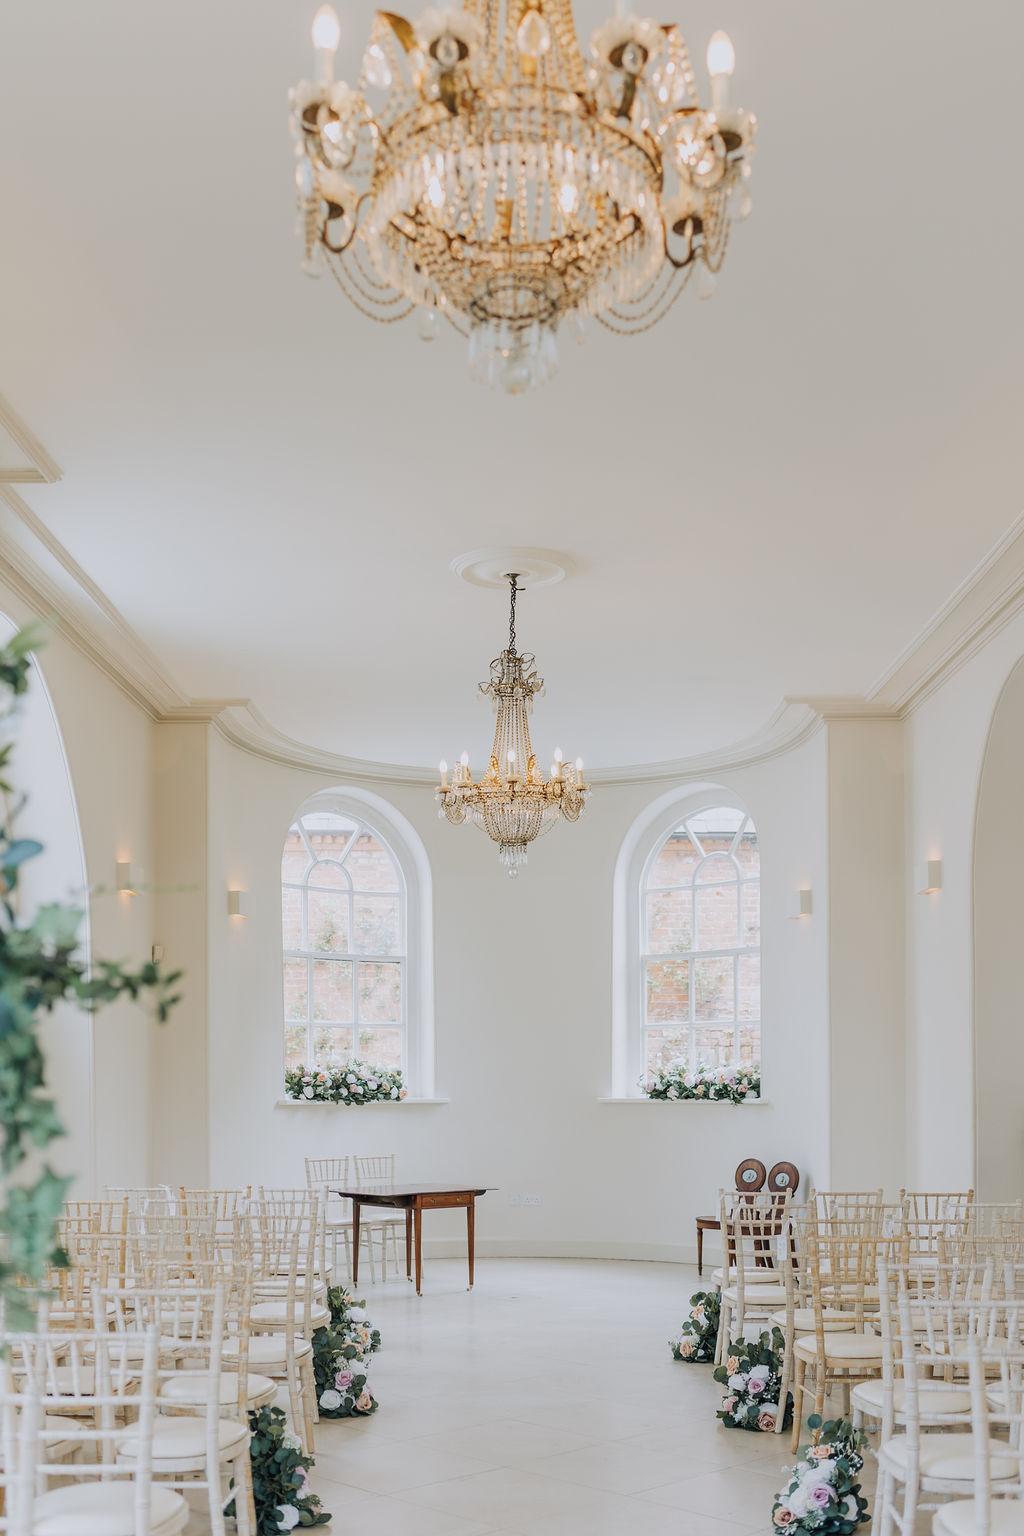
(0, 615), (93, 1192)
(974, 652), (1024, 1200)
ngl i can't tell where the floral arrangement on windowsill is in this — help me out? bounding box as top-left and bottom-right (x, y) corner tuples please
(643, 1062), (760, 1103)
(670, 1289), (721, 1362)
(284, 1062), (407, 1104)
(771, 1416), (870, 1533)
(713, 1328), (792, 1432)
(312, 1286), (382, 1418)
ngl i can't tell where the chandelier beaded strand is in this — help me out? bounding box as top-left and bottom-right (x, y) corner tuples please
(437, 574), (588, 875)
(290, 0), (755, 393)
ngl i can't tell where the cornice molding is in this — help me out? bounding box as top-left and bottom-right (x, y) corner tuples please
(0, 395), (62, 484)
(2, 397), (1024, 781)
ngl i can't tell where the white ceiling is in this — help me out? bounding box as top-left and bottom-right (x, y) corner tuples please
(2, 0), (1022, 770)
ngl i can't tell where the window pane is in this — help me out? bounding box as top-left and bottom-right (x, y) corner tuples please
(694, 852), (738, 886)
(738, 1025), (759, 1064)
(308, 888), (350, 953)
(312, 960), (354, 1022)
(742, 881), (760, 947)
(738, 953), (760, 1019)
(282, 831), (310, 881)
(645, 960), (690, 1022)
(313, 1026), (355, 1069)
(693, 1026), (737, 1068)
(308, 860), (350, 890)
(347, 834), (400, 893)
(301, 814), (356, 861)
(284, 1025), (308, 1069)
(648, 832), (699, 888)
(284, 960), (308, 1020)
(282, 886), (302, 950)
(645, 1027), (690, 1074)
(695, 879), (739, 950)
(353, 894), (401, 956)
(734, 826), (759, 875)
(357, 1028), (403, 1072)
(645, 890), (692, 954)
(358, 961), (402, 1023)
(687, 806), (746, 843)
(694, 956), (734, 1021)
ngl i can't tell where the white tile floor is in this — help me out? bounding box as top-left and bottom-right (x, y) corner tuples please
(294, 1257), (844, 1536)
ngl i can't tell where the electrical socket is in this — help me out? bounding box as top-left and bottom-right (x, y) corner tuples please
(508, 1194), (521, 1206)
(524, 1194), (541, 1206)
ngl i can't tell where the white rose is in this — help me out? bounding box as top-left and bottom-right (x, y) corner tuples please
(787, 1486), (810, 1519)
(347, 1306), (367, 1322)
(276, 1507), (300, 1532)
(667, 1086), (678, 1099)
(281, 1430), (302, 1451)
(319, 1389), (342, 1410)
(346, 1074), (357, 1083)
(367, 1079), (378, 1090)
(303, 1086), (314, 1099)
(391, 1087), (399, 1098)
(727, 1374), (746, 1393)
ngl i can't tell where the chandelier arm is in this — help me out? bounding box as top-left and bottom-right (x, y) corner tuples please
(320, 191), (373, 256)
(326, 258), (417, 321)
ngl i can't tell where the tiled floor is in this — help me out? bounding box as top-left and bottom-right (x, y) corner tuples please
(295, 1257), (859, 1535)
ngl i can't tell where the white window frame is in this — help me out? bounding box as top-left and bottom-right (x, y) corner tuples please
(639, 806), (760, 1075)
(281, 788), (435, 1096)
(611, 785), (761, 1097)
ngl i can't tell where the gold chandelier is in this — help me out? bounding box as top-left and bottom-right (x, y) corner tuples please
(289, 0), (755, 392)
(436, 574), (588, 874)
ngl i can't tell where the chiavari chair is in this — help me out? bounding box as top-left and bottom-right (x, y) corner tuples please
(236, 1196), (320, 1451)
(714, 1191), (792, 1366)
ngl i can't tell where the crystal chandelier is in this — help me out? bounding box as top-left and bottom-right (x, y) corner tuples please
(289, 0), (755, 393)
(437, 574), (588, 874)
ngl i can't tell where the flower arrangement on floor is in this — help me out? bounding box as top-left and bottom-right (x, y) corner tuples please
(642, 1062), (760, 1103)
(771, 1416), (870, 1533)
(229, 1405), (330, 1533)
(312, 1286), (382, 1418)
(670, 1290), (721, 1362)
(713, 1328), (793, 1431)
(284, 1061), (407, 1104)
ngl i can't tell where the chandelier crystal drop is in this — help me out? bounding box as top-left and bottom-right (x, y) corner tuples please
(437, 574), (588, 874)
(289, 0), (755, 393)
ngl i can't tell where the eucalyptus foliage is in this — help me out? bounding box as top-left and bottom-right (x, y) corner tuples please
(0, 623), (182, 1328)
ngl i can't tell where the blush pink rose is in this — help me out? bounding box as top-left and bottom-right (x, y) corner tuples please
(809, 1484), (834, 1509)
(334, 1371), (353, 1390)
(774, 1510), (794, 1528)
(355, 1391), (373, 1412)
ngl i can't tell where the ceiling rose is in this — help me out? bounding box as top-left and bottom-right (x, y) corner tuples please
(289, 0), (755, 393)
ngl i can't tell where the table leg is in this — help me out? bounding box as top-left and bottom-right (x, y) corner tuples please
(352, 1200), (361, 1287)
(467, 1199), (475, 1291)
(414, 1204), (423, 1297)
(405, 1208), (413, 1282)
(697, 1224), (703, 1277)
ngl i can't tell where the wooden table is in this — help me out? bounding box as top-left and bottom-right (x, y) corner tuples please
(332, 1184), (492, 1296)
(696, 1216), (720, 1276)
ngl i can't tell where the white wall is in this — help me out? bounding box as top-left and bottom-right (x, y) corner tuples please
(199, 723), (832, 1260)
(0, 577), (159, 1196)
(904, 605), (1024, 1190)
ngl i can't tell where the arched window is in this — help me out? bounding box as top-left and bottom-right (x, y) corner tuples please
(282, 808), (407, 1076)
(641, 804), (760, 1075)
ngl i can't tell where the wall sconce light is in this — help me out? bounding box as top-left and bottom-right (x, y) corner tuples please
(788, 887), (813, 919)
(227, 889), (249, 919)
(116, 861), (143, 895)
(917, 859), (942, 894)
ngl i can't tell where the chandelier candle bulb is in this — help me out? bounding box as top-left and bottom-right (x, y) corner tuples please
(311, 4), (341, 83)
(439, 759), (448, 787)
(706, 29), (735, 112)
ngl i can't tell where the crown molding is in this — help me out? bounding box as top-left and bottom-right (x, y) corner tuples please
(0, 395), (62, 484)
(869, 508), (1024, 716)
(786, 695), (900, 723)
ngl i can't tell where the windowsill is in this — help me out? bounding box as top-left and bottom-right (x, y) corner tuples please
(275, 1096), (450, 1108)
(597, 1096), (770, 1105)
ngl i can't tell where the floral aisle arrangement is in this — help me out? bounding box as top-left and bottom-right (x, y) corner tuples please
(771, 1417), (870, 1533)
(229, 1405), (330, 1533)
(642, 1063), (760, 1103)
(670, 1290), (721, 1362)
(712, 1329), (793, 1431)
(312, 1286), (382, 1418)
(284, 1061), (407, 1104)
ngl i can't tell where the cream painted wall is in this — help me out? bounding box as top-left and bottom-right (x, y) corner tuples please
(201, 724), (832, 1260)
(904, 605), (1024, 1190)
(0, 578), (158, 1195)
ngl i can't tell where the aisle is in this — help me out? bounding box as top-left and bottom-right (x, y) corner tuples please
(307, 1257), (799, 1535)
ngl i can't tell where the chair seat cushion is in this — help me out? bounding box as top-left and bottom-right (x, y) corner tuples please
(712, 1266), (782, 1286)
(770, 1309), (855, 1333)
(117, 1413), (249, 1462)
(159, 1370), (276, 1408)
(31, 1481), (188, 1535)
(794, 1332), (884, 1363)
(0, 1416), (83, 1469)
(223, 1334), (312, 1366)
(879, 1433), (1018, 1483)
(253, 1276), (326, 1299)
(850, 1378), (972, 1417)
(722, 1286), (788, 1307)
(250, 1301), (330, 1329)
(934, 1497), (1024, 1536)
